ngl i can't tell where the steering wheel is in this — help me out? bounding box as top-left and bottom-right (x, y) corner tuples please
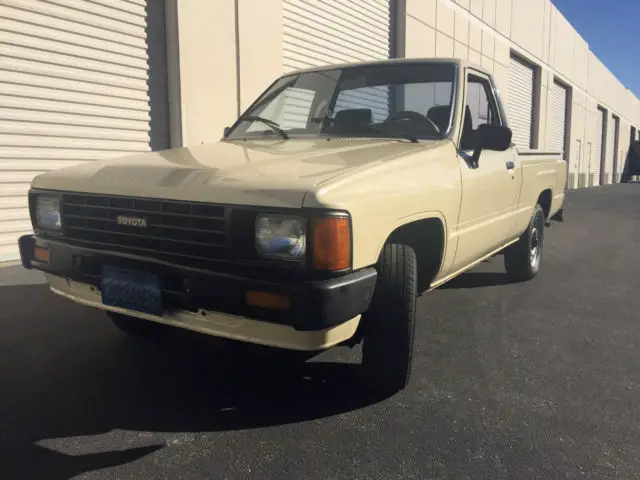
(385, 110), (442, 135)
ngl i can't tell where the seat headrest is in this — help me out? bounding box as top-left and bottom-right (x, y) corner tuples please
(427, 105), (452, 132)
(333, 108), (372, 126)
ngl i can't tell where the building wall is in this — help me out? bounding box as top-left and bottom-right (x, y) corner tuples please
(174, 0), (283, 148)
(174, 0), (237, 147)
(173, 0), (640, 186)
(398, 0), (639, 187)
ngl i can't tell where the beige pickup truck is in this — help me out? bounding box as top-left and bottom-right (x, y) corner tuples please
(19, 58), (566, 393)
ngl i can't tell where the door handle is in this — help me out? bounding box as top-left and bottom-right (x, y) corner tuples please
(506, 160), (515, 170)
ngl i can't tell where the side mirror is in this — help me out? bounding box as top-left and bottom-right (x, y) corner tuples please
(477, 124), (512, 151)
(223, 126), (231, 137)
(471, 124), (512, 166)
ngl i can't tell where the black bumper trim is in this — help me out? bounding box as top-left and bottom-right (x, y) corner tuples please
(19, 235), (377, 332)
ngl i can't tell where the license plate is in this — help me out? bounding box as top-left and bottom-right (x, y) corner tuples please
(100, 265), (162, 316)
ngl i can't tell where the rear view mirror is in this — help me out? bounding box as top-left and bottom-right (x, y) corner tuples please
(477, 124), (512, 151)
(223, 126), (231, 137)
(471, 124), (512, 166)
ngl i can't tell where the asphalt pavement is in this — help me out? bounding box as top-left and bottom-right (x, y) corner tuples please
(1, 184), (639, 480)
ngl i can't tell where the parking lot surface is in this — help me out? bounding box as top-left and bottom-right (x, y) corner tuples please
(1, 185), (639, 479)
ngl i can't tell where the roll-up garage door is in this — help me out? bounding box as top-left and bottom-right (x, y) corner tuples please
(549, 80), (568, 157)
(593, 108), (605, 186)
(0, 0), (168, 262)
(605, 113), (616, 184)
(281, 1), (392, 131)
(508, 54), (536, 150)
(282, 0), (392, 73)
(612, 116), (620, 182)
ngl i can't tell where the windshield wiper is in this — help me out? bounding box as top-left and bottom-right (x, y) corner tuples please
(364, 125), (420, 144)
(238, 116), (289, 139)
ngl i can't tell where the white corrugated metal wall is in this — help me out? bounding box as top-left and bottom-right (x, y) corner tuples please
(549, 80), (568, 157)
(507, 54), (536, 150)
(282, 0), (392, 127)
(0, 0), (168, 262)
(612, 115), (620, 182)
(593, 108), (605, 185)
(282, 0), (392, 72)
(606, 112), (616, 183)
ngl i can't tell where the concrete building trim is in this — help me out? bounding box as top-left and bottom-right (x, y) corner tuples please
(390, 0), (407, 58)
(165, 0), (182, 149)
(233, 0), (241, 118)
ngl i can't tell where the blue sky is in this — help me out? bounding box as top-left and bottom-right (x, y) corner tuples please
(552, 0), (640, 98)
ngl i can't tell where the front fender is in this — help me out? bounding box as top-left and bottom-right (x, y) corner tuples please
(372, 210), (450, 267)
(302, 142), (463, 271)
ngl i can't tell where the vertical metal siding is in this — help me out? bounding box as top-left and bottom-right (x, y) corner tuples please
(282, 0), (392, 72)
(0, 0), (168, 262)
(507, 55), (535, 150)
(593, 109), (604, 185)
(282, 0), (392, 131)
(612, 116), (620, 182)
(606, 113), (616, 183)
(549, 81), (568, 156)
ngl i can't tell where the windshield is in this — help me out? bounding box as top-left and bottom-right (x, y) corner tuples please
(225, 62), (457, 141)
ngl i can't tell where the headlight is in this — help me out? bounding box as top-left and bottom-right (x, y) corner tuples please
(35, 195), (62, 231)
(255, 215), (306, 261)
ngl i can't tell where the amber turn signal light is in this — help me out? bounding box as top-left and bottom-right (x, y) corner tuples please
(246, 290), (291, 310)
(312, 216), (351, 271)
(33, 246), (50, 264)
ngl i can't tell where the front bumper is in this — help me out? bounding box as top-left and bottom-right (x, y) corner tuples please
(19, 235), (377, 334)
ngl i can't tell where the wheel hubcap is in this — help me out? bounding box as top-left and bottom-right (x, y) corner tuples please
(530, 229), (539, 261)
(529, 214), (543, 267)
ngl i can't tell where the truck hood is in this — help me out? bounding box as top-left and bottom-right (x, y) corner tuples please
(32, 137), (442, 208)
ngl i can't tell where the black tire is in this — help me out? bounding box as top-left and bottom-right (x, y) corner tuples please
(108, 312), (159, 336)
(361, 243), (417, 394)
(504, 203), (545, 282)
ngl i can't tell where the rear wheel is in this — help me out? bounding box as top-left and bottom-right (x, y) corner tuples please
(361, 243), (417, 394)
(504, 203), (545, 281)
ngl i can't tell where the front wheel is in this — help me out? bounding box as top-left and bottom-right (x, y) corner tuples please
(361, 243), (417, 394)
(504, 203), (545, 281)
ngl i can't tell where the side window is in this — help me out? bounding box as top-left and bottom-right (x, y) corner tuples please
(466, 76), (500, 128)
(461, 74), (501, 150)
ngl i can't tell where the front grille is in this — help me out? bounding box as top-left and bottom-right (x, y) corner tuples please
(61, 193), (231, 262)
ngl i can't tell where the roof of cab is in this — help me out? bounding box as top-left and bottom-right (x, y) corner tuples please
(280, 57), (490, 78)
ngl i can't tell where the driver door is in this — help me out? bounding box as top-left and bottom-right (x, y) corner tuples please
(450, 70), (521, 272)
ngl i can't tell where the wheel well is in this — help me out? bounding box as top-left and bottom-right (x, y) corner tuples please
(538, 189), (552, 219)
(386, 218), (444, 293)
